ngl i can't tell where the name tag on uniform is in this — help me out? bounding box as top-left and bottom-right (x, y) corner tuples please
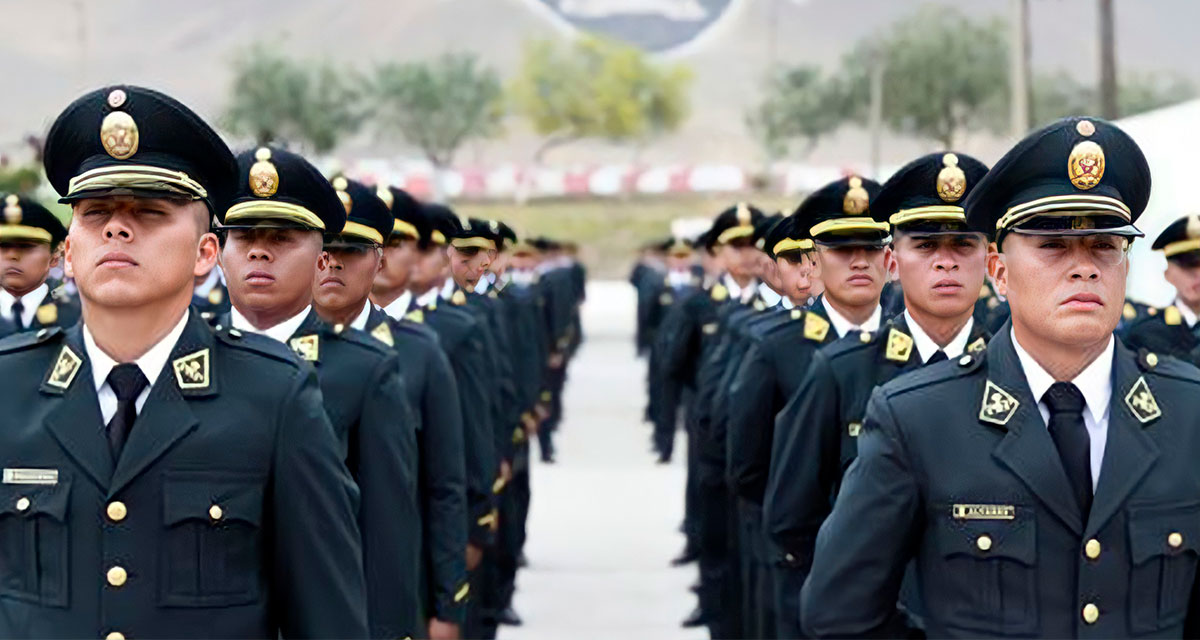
(952, 504), (1014, 520)
(3, 468), (59, 485)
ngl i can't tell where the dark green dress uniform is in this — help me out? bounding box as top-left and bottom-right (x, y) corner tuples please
(191, 272), (230, 321)
(17, 84), (367, 638)
(219, 153), (420, 639)
(647, 262), (702, 460)
(374, 185), (471, 626)
(1124, 215), (1200, 366)
(0, 195), (80, 337)
(802, 117), (1198, 638)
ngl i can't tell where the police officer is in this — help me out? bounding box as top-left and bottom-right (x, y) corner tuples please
(1123, 214), (1200, 366)
(191, 266), (229, 320)
(215, 148), (421, 638)
(800, 117), (1200, 638)
(0, 85), (367, 638)
(311, 179), (471, 639)
(765, 153), (992, 634)
(646, 236), (701, 462)
(0, 194), (79, 337)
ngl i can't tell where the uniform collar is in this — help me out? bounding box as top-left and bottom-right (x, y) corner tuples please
(415, 286), (440, 309)
(381, 291), (413, 320)
(84, 309), (190, 394)
(667, 270), (693, 288)
(350, 300), (374, 331)
(821, 297), (881, 338)
(722, 274), (758, 303)
(1010, 327), (1113, 426)
(0, 282), (49, 325)
(439, 277), (457, 300)
(904, 311), (975, 362)
(780, 296), (796, 310)
(230, 304), (312, 344)
(1174, 298), (1199, 328)
(757, 283), (782, 308)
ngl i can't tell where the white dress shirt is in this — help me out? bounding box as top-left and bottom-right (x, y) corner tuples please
(723, 274), (758, 304)
(667, 270), (693, 289)
(1011, 329), (1113, 491)
(0, 283), (48, 327)
(781, 297), (796, 310)
(84, 310), (190, 424)
(381, 291), (414, 320)
(904, 311), (975, 363)
(757, 283), (782, 308)
(350, 301), (374, 331)
(230, 305), (312, 344)
(414, 287), (441, 309)
(1174, 298), (1199, 328)
(438, 277), (457, 301)
(821, 298), (882, 338)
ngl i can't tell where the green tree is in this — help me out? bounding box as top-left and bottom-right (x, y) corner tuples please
(838, 6), (1009, 148)
(222, 44), (363, 153)
(510, 36), (692, 163)
(1031, 70), (1195, 125)
(371, 53), (504, 200)
(745, 65), (844, 167)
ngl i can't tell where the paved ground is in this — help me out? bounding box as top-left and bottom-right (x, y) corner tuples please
(500, 280), (699, 640)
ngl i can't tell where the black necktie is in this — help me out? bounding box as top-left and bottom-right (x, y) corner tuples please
(925, 350), (947, 365)
(106, 364), (149, 461)
(11, 298), (24, 331)
(1042, 382), (1092, 518)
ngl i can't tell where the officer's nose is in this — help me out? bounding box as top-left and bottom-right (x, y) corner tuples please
(102, 213), (133, 241)
(1068, 242), (1101, 281)
(248, 246), (272, 262)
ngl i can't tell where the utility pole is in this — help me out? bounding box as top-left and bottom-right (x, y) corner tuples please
(1098, 0), (1118, 119)
(1009, 0), (1031, 135)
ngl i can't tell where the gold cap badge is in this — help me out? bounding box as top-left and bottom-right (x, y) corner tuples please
(3, 195), (21, 225)
(289, 334), (320, 361)
(1076, 119), (1096, 137)
(100, 110), (139, 160)
(936, 153), (967, 203)
(249, 147), (279, 198)
(1068, 140), (1105, 190)
(332, 176), (352, 213)
(843, 176), (869, 215)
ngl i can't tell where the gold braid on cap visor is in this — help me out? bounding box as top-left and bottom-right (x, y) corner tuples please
(451, 236), (498, 251)
(888, 205), (966, 226)
(716, 224), (755, 245)
(223, 200), (325, 230)
(338, 220), (384, 244)
(1163, 239), (1200, 257)
(995, 194), (1131, 230)
(0, 225), (53, 243)
(67, 165), (207, 199)
(392, 219), (419, 240)
(809, 217), (890, 237)
(771, 238), (814, 255)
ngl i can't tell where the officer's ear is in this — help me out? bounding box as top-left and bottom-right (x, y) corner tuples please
(988, 245), (1007, 298)
(884, 245), (898, 280)
(61, 237), (74, 279)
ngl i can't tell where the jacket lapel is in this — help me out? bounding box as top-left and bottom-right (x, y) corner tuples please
(1084, 340), (1160, 538)
(986, 329), (1085, 535)
(108, 314), (215, 497)
(42, 325), (114, 492)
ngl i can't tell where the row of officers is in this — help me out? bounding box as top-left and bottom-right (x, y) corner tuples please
(632, 115), (1200, 638)
(0, 85), (586, 639)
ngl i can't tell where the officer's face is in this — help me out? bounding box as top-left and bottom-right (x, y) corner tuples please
(993, 233), (1128, 348)
(775, 250), (816, 302)
(719, 240), (758, 280)
(410, 246), (449, 292)
(220, 228), (327, 316)
(65, 197), (216, 311)
(491, 250), (511, 278)
(1164, 255), (1200, 310)
(511, 253), (539, 271)
(375, 237), (420, 290)
(892, 233), (988, 319)
(666, 253), (693, 272)
(314, 244), (382, 315)
(0, 241), (57, 295)
(447, 245), (495, 289)
(815, 244), (888, 308)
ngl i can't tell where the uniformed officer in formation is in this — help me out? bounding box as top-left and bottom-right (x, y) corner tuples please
(1123, 214), (1200, 366)
(0, 194), (80, 337)
(764, 152), (993, 634)
(643, 235), (701, 462)
(801, 117), (1200, 637)
(0, 85), (368, 638)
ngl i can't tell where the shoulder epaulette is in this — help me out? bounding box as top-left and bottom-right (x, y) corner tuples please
(1137, 347), (1200, 385)
(1165, 305), (1182, 326)
(0, 326), (62, 354)
(215, 328), (304, 369)
(1123, 302), (1137, 321)
(881, 348), (984, 398)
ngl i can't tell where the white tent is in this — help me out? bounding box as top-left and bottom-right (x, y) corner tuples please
(1116, 99), (1200, 306)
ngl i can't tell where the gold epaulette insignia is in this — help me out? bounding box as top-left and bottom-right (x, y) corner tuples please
(36, 303), (57, 325)
(207, 287), (224, 306)
(370, 322), (394, 347)
(404, 309), (425, 324)
(659, 292), (674, 305)
(1165, 306), (1182, 326)
(289, 334), (319, 361)
(1123, 302), (1136, 321)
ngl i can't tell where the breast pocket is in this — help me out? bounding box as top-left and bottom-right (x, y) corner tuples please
(928, 506), (1038, 635)
(159, 471), (265, 607)
(1128, 501), (1200, 633)
(0, 479), (71, 607)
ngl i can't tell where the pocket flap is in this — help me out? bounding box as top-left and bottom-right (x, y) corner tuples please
(933, 506), (1036, 565)
(163, 472), (264, 527)
(1129, 501), (1200, 565)
(0, 477), (71, 522)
